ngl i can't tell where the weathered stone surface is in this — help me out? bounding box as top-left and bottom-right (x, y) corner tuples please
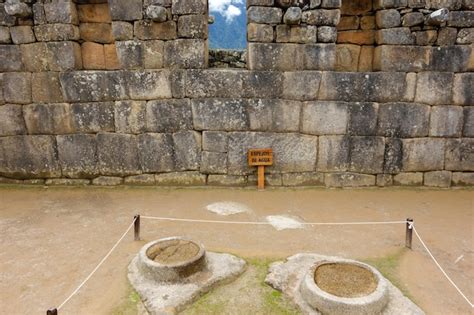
(415, 30), (438, 46)
(21, 42), (82, 72)
(45, 179), (90, 186)
(383, 138), (403, 174)
(248, 6), (283, 24)
(424, 171), (451, 187)
(301, 101), (348, 135)
(377, 103), (430, 138)
(60, 71), (128, 102)
(376, 174), (393, 187)
(445, 139), (474, 171)
(92, 176), (123, 186)
(32, 72), (64, 103)
(228, 132), (318, 175)
(415, 72), (453, 105)
(0, 105), (26, 136)
(402, 138), (445, 171)
(448, 11), (474, 28)
(173, 131), (201, 170)
(71, 102), (114, 133)
(247, 23), (273, 42)
(242, 71), (284, 99)
(146, 5), (167, 22)
(349, 137), (385, 174)
(23, 103), (73, 135)
(430, 106), (463, 137)
(138, 133), (175, 173)
(202, 131), (228, 152)
(115, 101), (146, 134)
(112, 21), (133, 40)
(282, 71), (321, 101)
(192, 99), (249, 131)
(109, 0), (142, 21)
(453, 73), (473, 106)
(464, 107), (474, 137)
(338, 30), (375, 45)
(284, 7), (302, 25)
(155, 171), (206, 186)
(57, 134), (98, 178)
(0, 135), (61, 179)
(146, 99), (192, 132)
(124, 174), (156, 185)
(172, 0), (207, 14)
(457, 28), (474, 44)
(0, 4), (16, 26)
(452, 172), (474, 186)
(302, 9), (340, 26)
(302, 44), (337, 70)
(348, 103), (378, 136)
(104, 44), (120, 70)
(44, 1), (78, 24)
(1, 27), (12, 44)
(200, 151), (227, 174)
(248, 99), (300, 132)
(282, 172), (324, 186)
(207, 175), (246, 186)
(430, 45), (471, 72)
(3, 72), (31, 104)
(437, 27), (457, 46)
(393, 172), (423, 186)
(178, 14), (207, 39)
(0, 177), (23, 185)
(134, 20), (177, 40)
(402, 12), (424, 27)
(34, 24), (80, 42)
(115, 40), (144, 69)
(318, 26), (337, 42)
(97, 133), (140, 176)
(248, 173), (282, 186)
(376, 9), (401, 28)
(373, 46), (431, 72)
(319, 72), (408, 103)
(325, 172), (376, 187)
(186, 69), (243, 98)
(143, 40), (165, 69)
(82, 42), (106, 70)
(78, 3), (112, 23)
(318, 135), (349, 171)
(376, 27), (415, 45)
(164, 39), (207, 69)
(10, 26), (35, 44)
(80, 23), (113, 44)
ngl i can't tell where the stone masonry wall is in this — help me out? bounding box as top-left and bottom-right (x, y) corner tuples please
(0, 0), (473, 188)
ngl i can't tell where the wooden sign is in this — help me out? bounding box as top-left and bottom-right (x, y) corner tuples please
(248, 149), (273, 189)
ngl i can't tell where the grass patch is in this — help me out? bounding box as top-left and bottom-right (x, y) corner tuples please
(362, 248), (415, 302)
(109, 285), (140, 315)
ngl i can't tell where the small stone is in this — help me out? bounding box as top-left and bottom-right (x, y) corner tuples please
(393, 172), (423, 186)
(155, 172), (206, 186)
(146, 5), (167, 22)
(318, 26), (337, 42)
(284, 7), (302, 25)
(92, 176), (123, 186)
(10, 25), (35, 44)
(124, 174), (156, 185)
(424, 171), (451, 188)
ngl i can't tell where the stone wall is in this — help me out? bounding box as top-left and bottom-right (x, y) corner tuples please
(0, 0), (473, 188)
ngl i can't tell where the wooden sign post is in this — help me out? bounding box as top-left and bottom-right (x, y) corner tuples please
(248, 149), (273, 189)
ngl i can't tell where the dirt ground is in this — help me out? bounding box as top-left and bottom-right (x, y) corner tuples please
(0, 186), (472, 315)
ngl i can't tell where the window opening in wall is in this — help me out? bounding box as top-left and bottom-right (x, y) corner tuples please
(208, 0), (247, 68)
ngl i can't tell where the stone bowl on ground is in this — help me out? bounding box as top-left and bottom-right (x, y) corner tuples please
(137, 237), (206, 283)
(300, 260), (389, 315)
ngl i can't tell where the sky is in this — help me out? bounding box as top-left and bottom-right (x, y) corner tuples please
(209, 0), (244, 22)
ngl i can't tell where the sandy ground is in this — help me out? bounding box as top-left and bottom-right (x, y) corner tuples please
(0, 186), (472, 315)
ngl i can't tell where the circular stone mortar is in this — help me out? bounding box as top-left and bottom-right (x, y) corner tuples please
(137, 237), (206, 283)
(300, 260), (389, 315)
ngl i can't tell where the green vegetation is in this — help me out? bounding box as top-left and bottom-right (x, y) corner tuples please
(110, 285), (140, 315)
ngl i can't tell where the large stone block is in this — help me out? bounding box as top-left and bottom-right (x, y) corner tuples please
(402, 138), (445, 171)
(335, 44), (360, 71)
(115, 101), (146, 134)
(0, 45), (22, 71)
(302, 9), (340, 26)
(282, 71), (321, 101)
(82, 42), (106, 70)
(349, 136), (385, 174)
(430, 45), (471, 72)
(376, 28), (415, 45)
(464, 107), (474, 137)
(430, 106), (463, 137)
(248, 99), (301, 132)
(228, 132), (318, 175)
(0, 4), (16, 26)
(0, 135), (61, 179)
(134, 20), (177, 40)
(200, 151), (227, 174)
(143, 40), (165, 69)
(319, 72), (408, 102)
(71, 102), (115, 133)
(32, 72), (64, 103)
(415, 72), (453, 105)
(317, 135), (350, 171)
(325, 172), (376, 187)
(348, 102), (378, 136)
(112, 21), (133, 40)
(185, 69), (244, 98)
(155, 172), (206, 186)
(78, 3), (112, 23)
(34, 24), (80, 42)
(383, 138), (403, 174)
(23, 103), (73, 135)
(97, 133), (140, 176)
(202, 131), (228, 152)
(453, 73), (473, 106)
(127, 70), (173, 100)
(44, 0), (78, 24)
(301, 101), (348, 135)
(137, 133), (175, 173)
(445, 139), (474, 171)
(247, 22), (274, 42)
(115, 40), (144, 69)
(172, 0), (207, 14)
(163, 39), (207, 69)
(57, 134), (98, 178)
(172, 131), (202, 171)
(60, 71), (128, 102)
(424, 171), (451, 188)
(146, 99), (192, 132)
(192, 98), (249, 131)
(373, 46), (430, 72)
(3, 72), (31, 104)
(79, 23), (113, 44)
(282, 172), (324, 186)
(124, 174), (156, 186)
(178, 14), (207, 39)
(248, 6), (283, 24)
(452, 172), (474, 186)
(393, 172), (423, 186)
(377, 103), (430, 137)
(109, 0), (142, 21)
(21, 42), (82, 72)
(0, 105), (26, 136)
(242, 71), (284, 99)
(302, 44), (336, 70)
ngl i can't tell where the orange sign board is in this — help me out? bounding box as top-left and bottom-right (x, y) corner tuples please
(248, 149), (273, 166)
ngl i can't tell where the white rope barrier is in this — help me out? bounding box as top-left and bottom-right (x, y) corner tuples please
(140, 215), (407, 226)
(56, 217), (137, 311)
(412, 225), (474, 308)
